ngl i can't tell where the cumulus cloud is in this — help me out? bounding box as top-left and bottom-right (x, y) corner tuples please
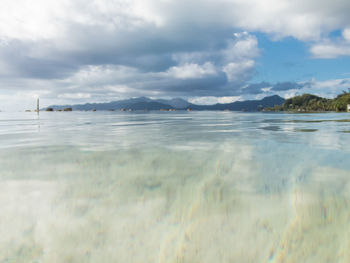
(166, 62), (217, 79)
(222, 32), (260, 62)
(311, 44), (350, 58)
(222, 60), (255, 82)
(3, 0), (350, 42)
(0, 28), (261, 110)
(189, 96), (242, 105)
(221, 33), (259, 82)
(1, 0), (350, 109)
(310, 28), (350, 58)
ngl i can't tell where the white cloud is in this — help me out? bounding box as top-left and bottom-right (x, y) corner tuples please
(166, 62), (216, 79)
(310, 28), (350, 58)
(282, 91), (299, 99)
(106, 85), (132, 93)
(222, 60), (255, 82)
(66, 65), (139, 86)
(189, 96), (241, 105)
(222, 32), (259, 62)
(342, 28), (350, 41)
(261, 87), (272, 92)
(227, 0), (350, 41)
(58, 93), (91, 99)
(220, 33), (259, 82)
(217, 96), (242, 104)
(1, 0), (349, 43)
(0, 0), (163, 41)
(168, 32), (259, 83)
(308, 78), (350, 97)
(310, 43), (350, 58)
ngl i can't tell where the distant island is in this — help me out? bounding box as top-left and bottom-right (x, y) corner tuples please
(41, 91), (350, 113)
(266, 90), (350, 112)
(44, 95), (285, 112)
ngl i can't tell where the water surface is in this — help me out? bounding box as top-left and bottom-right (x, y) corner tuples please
(1, 111), (350, 263)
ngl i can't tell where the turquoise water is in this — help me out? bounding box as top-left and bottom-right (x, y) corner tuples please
(1, 111), (350, 263)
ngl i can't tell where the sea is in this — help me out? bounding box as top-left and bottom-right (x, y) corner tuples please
(1, 111), (350, 263)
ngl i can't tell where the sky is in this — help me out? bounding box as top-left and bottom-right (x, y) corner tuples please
(1, 0), (350, 110)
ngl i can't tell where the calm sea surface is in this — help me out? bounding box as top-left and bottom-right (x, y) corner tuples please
(1, 111), (350, 262)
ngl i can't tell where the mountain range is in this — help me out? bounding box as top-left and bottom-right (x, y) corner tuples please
(46, 95), (285, 112)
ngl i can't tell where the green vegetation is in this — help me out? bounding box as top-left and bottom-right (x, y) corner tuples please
(266, 90), (350, 112)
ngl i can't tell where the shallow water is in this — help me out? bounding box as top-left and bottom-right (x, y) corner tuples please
(0, 111), (350, 263)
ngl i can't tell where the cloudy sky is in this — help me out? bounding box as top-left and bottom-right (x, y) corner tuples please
(1, 0), (350, 110)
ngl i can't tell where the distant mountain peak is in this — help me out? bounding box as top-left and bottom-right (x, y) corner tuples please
(45, 95), (285, 111)
(155, 98), (190, 108)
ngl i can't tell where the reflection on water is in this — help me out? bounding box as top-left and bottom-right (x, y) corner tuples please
(260, 125), (281, 131)
(263, 118), (350, 123)
(0, 111), (350, 263)
(294, 128), (318, 132)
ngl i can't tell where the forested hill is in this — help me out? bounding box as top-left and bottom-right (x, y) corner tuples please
(266, 91), (350, 112)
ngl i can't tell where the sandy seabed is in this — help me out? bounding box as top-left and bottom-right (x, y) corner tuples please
(1, 140), (350, 263)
